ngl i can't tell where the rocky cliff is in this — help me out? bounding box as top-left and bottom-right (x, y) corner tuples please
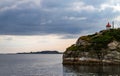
(63, 28), (120, 65)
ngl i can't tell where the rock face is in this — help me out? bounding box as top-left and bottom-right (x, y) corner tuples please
(63, 29), (120, 65)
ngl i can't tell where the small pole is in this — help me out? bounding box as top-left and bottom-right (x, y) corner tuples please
(112, 21), (114, 29)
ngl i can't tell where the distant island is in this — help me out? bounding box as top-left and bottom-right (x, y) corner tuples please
(17, 51), (63, 54)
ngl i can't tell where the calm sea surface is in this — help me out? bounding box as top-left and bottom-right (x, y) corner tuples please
(0, 54), (120, 76)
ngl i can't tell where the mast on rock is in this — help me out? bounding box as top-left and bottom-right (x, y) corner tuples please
(112, 21), (114, 29)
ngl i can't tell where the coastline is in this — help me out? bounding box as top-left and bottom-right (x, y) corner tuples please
(63, 59), (120, 65)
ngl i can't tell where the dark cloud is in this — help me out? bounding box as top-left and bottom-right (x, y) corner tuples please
(0, 0), (119, 38)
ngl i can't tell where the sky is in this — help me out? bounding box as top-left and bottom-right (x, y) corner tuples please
(0, 0), (120, 53)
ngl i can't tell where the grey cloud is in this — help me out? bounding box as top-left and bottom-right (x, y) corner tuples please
(0, 0), (119, 38)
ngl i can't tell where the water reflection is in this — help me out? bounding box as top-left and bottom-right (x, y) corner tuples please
(63, 65), (120, 76)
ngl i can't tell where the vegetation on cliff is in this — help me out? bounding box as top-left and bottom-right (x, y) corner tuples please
(63, 28), (120, 64)
(67, 29), (120, 51)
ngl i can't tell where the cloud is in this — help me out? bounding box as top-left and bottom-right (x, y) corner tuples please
(68, 1), (96, 12)
(0, 4), (17, 12)
(0, 0), (42, 12)
(114, 16), (120, 21)
(0, 36), (13, 41)
(4, 37), (13, 41)
(99, 0), (120, 12)
(61, 35), (78, 39)
(63, 16), (87, 21)
(0, 0), (120, 37)
(100, 3), (120, 12)
(0, 0), (96, 36)
(0, 35), (75, 53)
(40, 20), (52, 25)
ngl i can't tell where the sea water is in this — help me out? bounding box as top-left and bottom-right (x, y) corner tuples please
(0, 54), (119, 76)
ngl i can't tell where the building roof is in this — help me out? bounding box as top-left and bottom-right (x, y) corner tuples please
(106, 22), (111, 27)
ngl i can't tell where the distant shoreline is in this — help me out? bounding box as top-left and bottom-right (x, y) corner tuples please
(17, 51), (63, 54)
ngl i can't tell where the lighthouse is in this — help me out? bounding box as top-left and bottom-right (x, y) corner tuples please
(106, 22), (111, 30)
